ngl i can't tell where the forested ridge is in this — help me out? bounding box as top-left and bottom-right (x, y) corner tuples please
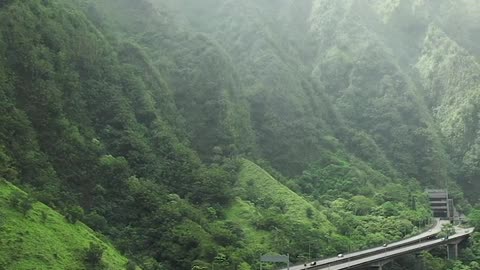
(1, 0), (480, 269)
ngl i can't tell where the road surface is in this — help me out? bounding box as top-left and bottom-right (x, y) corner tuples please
(281, 219), (451, 270)
(311, 227), (474, 270)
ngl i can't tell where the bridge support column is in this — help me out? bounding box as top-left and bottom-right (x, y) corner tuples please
(414, 253), (424, 270)
(369, 260), (391, 270)
(447, 243), (458, 260)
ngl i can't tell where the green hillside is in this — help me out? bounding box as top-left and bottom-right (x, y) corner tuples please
(1, 0), (480, 269)
(223, 159), (335, 263)
(236, 159), (333, 228)
(225, 159), (433, 266)
(0, 179), (133, 270)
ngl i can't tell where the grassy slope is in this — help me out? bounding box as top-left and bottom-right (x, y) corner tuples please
(0, 180), (131, 270)
(226, 159), (335, 248)
(225, 197), (271, 250)
(238, 159), (333, 225)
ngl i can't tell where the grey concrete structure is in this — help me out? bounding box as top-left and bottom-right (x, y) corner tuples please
(279, 225), (474, 270)
(426, 189), (450, 218)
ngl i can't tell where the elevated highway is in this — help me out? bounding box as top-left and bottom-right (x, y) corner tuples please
(309, 227), (474, 270)
(280, 220), (473, 270)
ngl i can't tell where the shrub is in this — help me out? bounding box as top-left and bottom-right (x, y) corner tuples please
(65, 205), (84, 224)
(10, 191), (33, 216)
(84, 242), (105, 268)
(126, 261), (137, 270)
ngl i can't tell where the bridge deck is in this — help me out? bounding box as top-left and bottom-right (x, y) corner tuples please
(279, 220), (473, 270)
(312, 227), (474, 270)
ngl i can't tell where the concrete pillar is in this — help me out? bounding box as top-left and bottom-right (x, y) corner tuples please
(414, 253), (424, 270)
(447, 243), (458, 260)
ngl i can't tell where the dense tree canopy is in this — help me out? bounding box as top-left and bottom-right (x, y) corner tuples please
(0, 0), (480, 269)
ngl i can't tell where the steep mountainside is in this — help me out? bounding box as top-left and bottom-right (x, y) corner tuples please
(153, 0), (445, 186)
(154, 0), (479, 203)
(0, 179), (133, 270)
(1, 0), (480, 269)
(416, 24), (480, 200)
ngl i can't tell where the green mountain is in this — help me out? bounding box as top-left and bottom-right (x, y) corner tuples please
(1, 0), (480, 269)
(0, 179), (134, 270)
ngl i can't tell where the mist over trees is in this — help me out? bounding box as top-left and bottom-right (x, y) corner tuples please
(1, 0), (480, 269)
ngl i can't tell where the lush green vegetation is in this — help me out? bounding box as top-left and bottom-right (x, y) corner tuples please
(0, 179), (132, 270)
(1, 0), (480, 269)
